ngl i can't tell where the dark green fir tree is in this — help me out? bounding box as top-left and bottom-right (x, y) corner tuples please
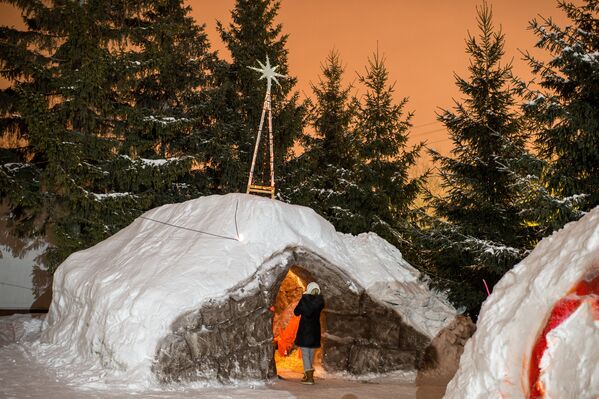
(120, 0), (218, 204)
(352, 50), (425, 250)
(523, 0), (599, 213)
(214, 0), (306, 194)
(284, 50), (361, 231)
(0, 0), (140, 271)
(0, 0), (216, 272)
(423, 3), (536, 315)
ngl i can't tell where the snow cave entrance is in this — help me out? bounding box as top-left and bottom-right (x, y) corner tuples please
(154, 249), (440, 383)
(272, 266), (324, 375)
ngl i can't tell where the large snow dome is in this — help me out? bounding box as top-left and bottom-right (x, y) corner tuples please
(445, 207), (599, 399)
(41, 194), (473, 384)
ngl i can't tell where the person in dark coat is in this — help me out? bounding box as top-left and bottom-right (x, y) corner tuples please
(294, 281), (324, 385)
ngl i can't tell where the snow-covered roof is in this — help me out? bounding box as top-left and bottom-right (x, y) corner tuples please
(41, 194), (456, 384)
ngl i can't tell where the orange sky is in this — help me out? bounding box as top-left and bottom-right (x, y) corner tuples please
(1, 0), (569, 156)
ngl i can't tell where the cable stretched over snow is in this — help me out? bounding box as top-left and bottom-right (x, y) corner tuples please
(139, 201), (241, 241)
(234, 199), (240, 239)
(139, 216), (239, 241)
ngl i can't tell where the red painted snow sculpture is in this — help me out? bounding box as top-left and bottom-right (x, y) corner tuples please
(528, 272), (599, 398)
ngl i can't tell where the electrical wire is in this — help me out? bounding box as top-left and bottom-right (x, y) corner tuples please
(138, 200), (241, 241)
(0, 281), (32, 290)
(139, 216), (240, 241)
(234, 200), (240, 239)
(411, 120), (441, 129)
(427, 137), (453, 145)
(408, 127), (447, 138)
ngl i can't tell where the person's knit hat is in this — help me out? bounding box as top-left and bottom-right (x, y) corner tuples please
(306, 282), (320, 295)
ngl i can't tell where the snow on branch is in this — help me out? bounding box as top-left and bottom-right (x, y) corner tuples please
(92, 192), (135, 201)
(143, 115), (190, 126)
(119, 154), (184, 168)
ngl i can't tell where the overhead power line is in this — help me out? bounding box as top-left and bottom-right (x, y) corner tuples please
(411, 120), (441, 129)
(408, 127), (447, 138)
(427, 137), (453, 145)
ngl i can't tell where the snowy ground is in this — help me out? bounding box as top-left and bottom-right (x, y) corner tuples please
(0, 315), (447, 399)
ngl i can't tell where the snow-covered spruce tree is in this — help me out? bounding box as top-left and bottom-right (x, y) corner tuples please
(0, 3), (52, 255)
(119, 0), (217, 204)
(284, 51), (362, 231)
(0, 0), (139, 271)
(523, 0), (599, 213)
(423, 3), (536, 314)
(351, 50), (425, 250)
(0, 1), (215, 272)
(215, 0), (306, 194)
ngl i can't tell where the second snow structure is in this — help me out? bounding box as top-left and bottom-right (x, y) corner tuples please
(42, 194), (474, 383)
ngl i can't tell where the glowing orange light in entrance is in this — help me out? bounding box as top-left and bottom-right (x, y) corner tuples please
(273, 270), (306, 374)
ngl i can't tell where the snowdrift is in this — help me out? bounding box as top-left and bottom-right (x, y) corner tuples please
(41, 194), (472, 384)
(444, 207), (599, 399)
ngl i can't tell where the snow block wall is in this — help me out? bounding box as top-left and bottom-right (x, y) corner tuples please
(444, 207), (599, 399)
(41, 194), (472, 384)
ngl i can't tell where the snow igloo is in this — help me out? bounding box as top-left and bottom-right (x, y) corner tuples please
(41, 194), (474, 383)
(445, 207), (599, 399)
